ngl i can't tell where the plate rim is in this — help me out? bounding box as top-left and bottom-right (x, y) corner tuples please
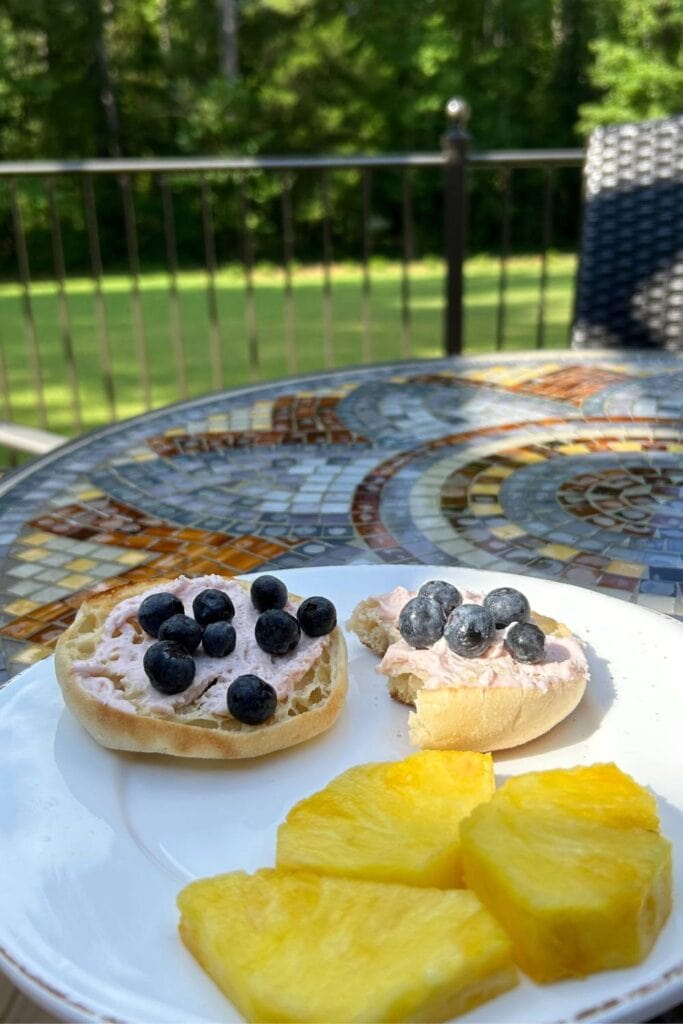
(0, 942), (120, 1024)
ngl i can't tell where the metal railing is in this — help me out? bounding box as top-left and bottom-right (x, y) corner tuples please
(0, 99), (584, 440)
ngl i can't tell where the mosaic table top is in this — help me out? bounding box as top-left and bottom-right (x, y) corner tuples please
(1, 348), (682, 684)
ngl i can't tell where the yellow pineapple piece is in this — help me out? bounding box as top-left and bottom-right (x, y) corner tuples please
(178, 868), (517, 1023)
(460, 764), (672, 983)
(276, 750), (494, 888)
(493, 763), (661, 832)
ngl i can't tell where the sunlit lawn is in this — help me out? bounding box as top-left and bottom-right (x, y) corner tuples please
(0, 253), (575, 436)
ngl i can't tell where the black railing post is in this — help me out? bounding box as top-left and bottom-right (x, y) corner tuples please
(441, 97), (470, 355)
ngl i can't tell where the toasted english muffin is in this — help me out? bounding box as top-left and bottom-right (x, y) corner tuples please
(349, 588), (588, 753)
(55, 574), (347, 759)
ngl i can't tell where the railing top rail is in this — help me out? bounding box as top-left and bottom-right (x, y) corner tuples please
(0, 154), (444, 175)
(0, 148), (584, 177)
(469, 148), (584, 167)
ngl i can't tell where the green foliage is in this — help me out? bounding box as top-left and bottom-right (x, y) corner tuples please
(0, 0), (611, 160)
(578, 0), (683, 132)
(0, 0), (680, 274)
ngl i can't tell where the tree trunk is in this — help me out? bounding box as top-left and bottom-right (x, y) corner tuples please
(91, 0), (122, 157)
(218, 0), (239, 80)
(158, 0), (172, 55)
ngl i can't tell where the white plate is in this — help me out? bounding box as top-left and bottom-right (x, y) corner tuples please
(1, 565), (682, 1024)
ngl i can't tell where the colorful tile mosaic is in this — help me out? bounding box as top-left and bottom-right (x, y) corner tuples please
(0, 350), (682, 680)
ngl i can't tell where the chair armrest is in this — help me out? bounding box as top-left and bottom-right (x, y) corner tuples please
(0, 422), (67, 455)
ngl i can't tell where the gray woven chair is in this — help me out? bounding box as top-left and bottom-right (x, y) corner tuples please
(572, 114), (683, 351)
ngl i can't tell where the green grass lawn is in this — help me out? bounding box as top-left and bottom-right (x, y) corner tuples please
(0, 253), (575, 436)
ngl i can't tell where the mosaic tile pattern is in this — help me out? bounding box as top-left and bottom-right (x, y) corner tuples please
(0, 350), (682, 680)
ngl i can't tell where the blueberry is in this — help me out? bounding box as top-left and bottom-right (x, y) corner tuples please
(505, 621), (546, 664)
(417, 580), (462, 617)
(251, 575), (288, 612)
(483, 587), (530, 629)
(158, 613), (203, 654)
(255, 609), (301, 655)
(192, 589), (235, 627)
(297, 596), (337, 637)
(138, 592), (184, 638)
(227, 674), (278, 725)
(143, 640), (195, 694)
(398, 596), (446, 649)
(444, 604), (495, 658)
(203, 620), (237, 658)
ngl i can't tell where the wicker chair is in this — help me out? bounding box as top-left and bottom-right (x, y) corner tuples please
(572, 114), (683, 351)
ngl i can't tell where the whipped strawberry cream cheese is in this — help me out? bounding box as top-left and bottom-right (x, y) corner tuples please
(373, 586), (587, 693)
(71, 574), (329, 717)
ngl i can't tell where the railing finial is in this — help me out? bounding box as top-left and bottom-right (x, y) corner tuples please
(441, 97), (470, 356)
(445, 97), (470, 130)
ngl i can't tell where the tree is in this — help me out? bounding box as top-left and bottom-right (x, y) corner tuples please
(218, 0), (239, 80)
(90, 0), (122, 157)
(8, 0), (682, 273)
(578, 0), (683, 133)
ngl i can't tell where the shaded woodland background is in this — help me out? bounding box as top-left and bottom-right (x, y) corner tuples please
(1, 0), (681, 273)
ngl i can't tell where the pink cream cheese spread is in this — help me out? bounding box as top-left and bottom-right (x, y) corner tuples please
(71, 574), (329, 718)
(373, 586), (587, 693)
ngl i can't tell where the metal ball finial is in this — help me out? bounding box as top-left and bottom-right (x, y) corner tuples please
(445, 97), (470, 128)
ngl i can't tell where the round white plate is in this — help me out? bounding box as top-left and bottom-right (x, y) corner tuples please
(1, 565), (682, 1024)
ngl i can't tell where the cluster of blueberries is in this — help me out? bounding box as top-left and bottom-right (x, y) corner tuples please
(399, 582), (546, 664)
(137, 575), (337, 725)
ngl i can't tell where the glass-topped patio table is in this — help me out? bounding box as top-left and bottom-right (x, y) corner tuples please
(1, 348), (683, 1023)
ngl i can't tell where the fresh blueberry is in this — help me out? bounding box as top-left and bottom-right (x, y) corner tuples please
(227, 674), (278, 725)
(483, 587), (530, 629)
(398, 596), (446, 649)
(255, 609), (301, 655)
(158, 613), (203, 653)
(138, 592), (184, 638)
(417, 580), (462, 617)
(143, 640), (195, 694)
(505, 621), (546, 664)
(251, 575), (288, 612)
(297, 596), (337, 637)
(444, 604), (495, 658)
(192, 589), (235, 627)
(203, 620), (237, 658)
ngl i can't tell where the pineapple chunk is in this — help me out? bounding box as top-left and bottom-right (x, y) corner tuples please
(178, 868), (517, 1023)
(492, 763), (661, 832)
(460, 764), (672, 983)
(276, 750), (494, 888)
